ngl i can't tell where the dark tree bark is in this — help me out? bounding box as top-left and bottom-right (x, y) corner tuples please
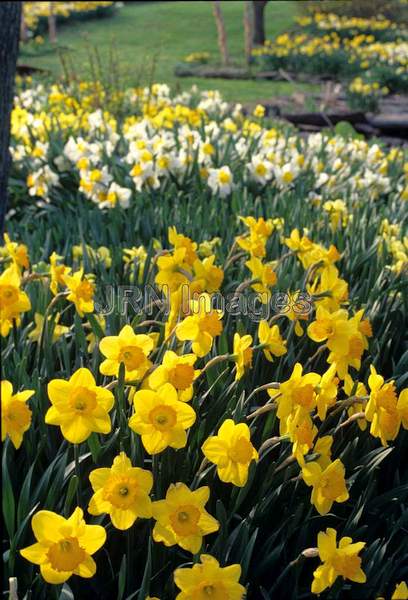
(0, 2), (22, 234)
(252, 0), (269, 45)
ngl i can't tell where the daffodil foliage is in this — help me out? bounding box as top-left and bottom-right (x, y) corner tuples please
(2, 80), (408, 600)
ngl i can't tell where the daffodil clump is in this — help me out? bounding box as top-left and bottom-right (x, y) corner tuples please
(2, 81), (408, 599)
(22, 2), (116, 38)
(347, 77), (389, 112)
(296, 12), (401, 41)
(253, 11), (408, 97)
(184, 51), (211, 64)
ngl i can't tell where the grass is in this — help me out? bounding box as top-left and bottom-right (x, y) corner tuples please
(20, 0), (318, 102)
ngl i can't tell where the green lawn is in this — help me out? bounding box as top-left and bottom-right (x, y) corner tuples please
(20, 0), (317, 102)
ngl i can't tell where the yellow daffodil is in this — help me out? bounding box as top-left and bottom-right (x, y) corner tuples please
(20, 507), (106, 584)
(168, 227), (198, 266)
(174, 554), (245, 600)
(152, 482), (219, 553)
(302, 458), (349, 515)
(245, 256), (277, 303)
(63, 269), (94, 316)
(0, 265), (31, 337)
(286, 408), (317, 464)
(233, 333), (253, 381)
(365, 365), (400, 446)
(155, 248), (191, 294)
(129, 383), (196, 454)
(176, 293), (223, 357)
(49, 252), (71, 296)
(88, 452), (153, 530)
(258, 320), (287, 361)
(193, 255), (224, 293)
(1, 380), (34, 449)
(397, 389), (408, 429)
(392, 582), (408, 600)
(311, 528), (366, 594)
(3, 233), (29, 271)
(99, 324), (153, 381)
(202, 419), (258, 487)
(315, 364), (339, 420)
(45, 367), (114, 443)
(307, 264), (348, 312)
(312, 435), (333, 470)
(148, 350), (200, 401)
(273, 363), (320, 427)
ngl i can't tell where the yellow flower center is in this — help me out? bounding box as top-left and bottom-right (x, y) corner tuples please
(76, 279), (94, 301)
(229, 436), (253, 464)
(263, 266), (276, 286)
(103, 476), (138, 509)
(169, 504), (201, 536)
(256, 163), (267, 176)
(168, 364), (195, 390)
(218, 171), (230, 184)
(0, 285), (19, 308)
(349, 336), (364, 359)
(199, 313), (222, 337)
(296, 384), (315, 409)
(294, 420), (314, 447)
(4, 400), (31, 430)
(376, 385), (397, 411)
(195, 582), (226, 600)
(332, 552), (361, 579)
(320, 470), (344, 500)
(314, 320), (334, 339)
(47, 537), (85, 572)
(70, 387), (97, 415)
(119, 345), (146, 371)
(149, 405), (177, 431)
(241, 346), (253, 367)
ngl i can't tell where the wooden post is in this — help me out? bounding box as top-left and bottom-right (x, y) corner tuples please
(0, 2), (22, 235)
(212, 1), (229, 66)
(20, 4), (28, 43)
(244, 1), (253, 65)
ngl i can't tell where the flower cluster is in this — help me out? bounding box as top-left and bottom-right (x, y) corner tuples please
(253, 14), (408, 98)
(22, 1), (115, 37)
(3, 81), (408, 599)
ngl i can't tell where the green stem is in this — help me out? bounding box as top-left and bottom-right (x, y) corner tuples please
(74, 444), (82, 507)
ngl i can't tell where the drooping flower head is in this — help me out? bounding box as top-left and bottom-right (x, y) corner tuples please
(302, 458), (349, 515)
(312, 528), (366, 594)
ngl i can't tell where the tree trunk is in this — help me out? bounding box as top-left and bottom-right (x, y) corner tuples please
(212, 1), (229, 66)
(252, 0), (268, 45)
(244, 1), (253, 65)
(48, 2), (57, 43)
(0, 2), (22, 235)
